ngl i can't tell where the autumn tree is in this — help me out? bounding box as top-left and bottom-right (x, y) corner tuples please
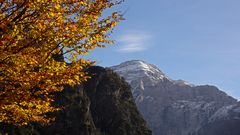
(0, 0), (123, 125)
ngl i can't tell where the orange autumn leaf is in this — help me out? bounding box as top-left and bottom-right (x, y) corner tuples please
(0, 0), (123, 126)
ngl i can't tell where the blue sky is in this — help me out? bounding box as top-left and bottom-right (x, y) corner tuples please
(87, 0), (240, 99)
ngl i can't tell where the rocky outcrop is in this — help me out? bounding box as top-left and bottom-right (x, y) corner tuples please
(0, 66), (151, 135)
(197, 102), (240, 135)
(83, 66), (151, 135)
(111, 60), (238, 135)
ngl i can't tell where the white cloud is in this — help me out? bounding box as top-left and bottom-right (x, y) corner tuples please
(117, 31), (152, 53)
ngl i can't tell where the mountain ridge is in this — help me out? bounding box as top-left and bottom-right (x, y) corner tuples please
(111, 60), (195, 87)
(110, 60), (239, 135)
(0, 66), (152, 135)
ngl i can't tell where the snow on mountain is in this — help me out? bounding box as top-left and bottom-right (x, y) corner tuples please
(172, 79), (195, 87)
(111, 60), (192, 87)
(110, 60), (238, 135)
(210, 105), (235, 121)
(111, 60), (166, 84)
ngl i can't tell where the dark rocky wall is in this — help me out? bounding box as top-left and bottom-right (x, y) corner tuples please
(0, 66), (151, 135)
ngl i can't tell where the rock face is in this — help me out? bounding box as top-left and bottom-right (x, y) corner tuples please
(111, 60), (239, 135)
(83, 66), (151, 135)
(197, 102), (240, 135)
(0, 66), (151, 135)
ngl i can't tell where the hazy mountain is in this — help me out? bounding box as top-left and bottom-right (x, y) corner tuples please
(111, 60), (239, 135)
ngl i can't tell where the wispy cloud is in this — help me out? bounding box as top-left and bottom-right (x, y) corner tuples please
(117, 31), (152, 53)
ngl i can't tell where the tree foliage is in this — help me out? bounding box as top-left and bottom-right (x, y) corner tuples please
(0, 0), (122, 125)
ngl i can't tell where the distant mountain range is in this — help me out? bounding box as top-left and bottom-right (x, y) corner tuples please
(111, 60), (240, 135)
(1, 60), (239, 135)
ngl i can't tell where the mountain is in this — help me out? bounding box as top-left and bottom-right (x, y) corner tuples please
(198, 102), (240, 135)
(0, 66), (151, 135)
(111, 60), (239, 135)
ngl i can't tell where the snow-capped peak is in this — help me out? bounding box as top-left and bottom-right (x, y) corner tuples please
(111, 60), (193, 87)
(111, 60), (164, 75)
(111, 60), (166, 84)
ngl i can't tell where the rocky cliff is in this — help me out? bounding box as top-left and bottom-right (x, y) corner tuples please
(0, 66), (151, 135)
(111, 60), (239, 135)
(197, 102), (240, 135)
